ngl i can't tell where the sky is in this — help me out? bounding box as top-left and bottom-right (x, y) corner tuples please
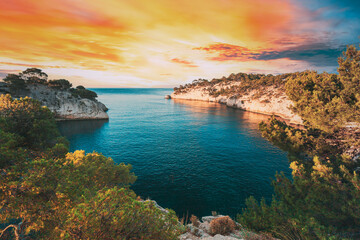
(0, 0), (359, 87)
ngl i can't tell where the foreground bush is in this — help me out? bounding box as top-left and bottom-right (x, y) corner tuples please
(0, 94), (61, 150)
(210, 216), (236, 236)
(0, 94), (68, 169)
(63, 187), (182, 239)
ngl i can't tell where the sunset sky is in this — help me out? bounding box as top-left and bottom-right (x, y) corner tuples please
(0, 0), (359, 87)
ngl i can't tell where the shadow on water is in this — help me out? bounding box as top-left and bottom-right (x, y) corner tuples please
(57, 119), (109, 138)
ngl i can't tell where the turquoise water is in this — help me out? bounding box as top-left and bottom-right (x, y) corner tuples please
(58, 88), (291, 218)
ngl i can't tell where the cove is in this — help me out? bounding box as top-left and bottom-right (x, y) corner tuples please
(57, 88), (291, 218)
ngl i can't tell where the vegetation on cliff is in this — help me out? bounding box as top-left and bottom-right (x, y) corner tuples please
(2, 68), (98, 101)
(237, 45), (360, 239)
(173, 72), (292, 98)
(0, 94), (183, 239)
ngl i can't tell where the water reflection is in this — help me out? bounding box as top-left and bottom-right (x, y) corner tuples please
(57, 119), (109, 138)
(173, 99), (272, 125)
(173, 98), (302, 129)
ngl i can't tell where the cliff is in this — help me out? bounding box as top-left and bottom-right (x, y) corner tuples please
(0, 82), (109, 120)
(171, 82), (303, 125)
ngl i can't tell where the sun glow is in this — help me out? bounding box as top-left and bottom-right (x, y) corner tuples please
(0, 0), (353, 87)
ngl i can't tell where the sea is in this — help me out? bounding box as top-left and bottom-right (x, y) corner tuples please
(57, 88), (291, 218)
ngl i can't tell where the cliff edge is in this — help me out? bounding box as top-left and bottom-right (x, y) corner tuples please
(171, 80), (303, 125)
(0, 83), (108, 120)
(30, 84), (108, 120)
(0, 68), (108, 120)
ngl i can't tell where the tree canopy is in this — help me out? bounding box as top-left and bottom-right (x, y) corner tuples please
(48, 79), (72, 90)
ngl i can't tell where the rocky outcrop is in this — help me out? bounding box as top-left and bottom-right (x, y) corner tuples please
(179, 215), (266, 240)
(0, 83), (108, 120)
(171, 84), (303, 125)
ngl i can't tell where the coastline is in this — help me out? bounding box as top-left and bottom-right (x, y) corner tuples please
(172, 98), (304, 129)
(170, 86), (304, 126)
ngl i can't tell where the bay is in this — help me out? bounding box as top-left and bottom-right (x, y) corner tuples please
(58, 88), (291, 218)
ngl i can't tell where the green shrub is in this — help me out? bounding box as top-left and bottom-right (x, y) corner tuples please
(0, 94), (61, 150)
(26, 76), (47, 84)
(70, 87), (98, 100)
(63, 187), (182, 240)
(48, 79), (72, 90)
(0, 129), (27, 168)
(3, 74), (27, 93)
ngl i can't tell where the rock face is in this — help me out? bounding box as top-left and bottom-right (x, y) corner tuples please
(0, 83), (109, 120)
(139, 200), (264, 240)
(171, 83), (303, 125)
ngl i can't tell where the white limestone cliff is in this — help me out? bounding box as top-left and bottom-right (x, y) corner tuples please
(171, 84), (303, 125)
(0, 83), (109, 120)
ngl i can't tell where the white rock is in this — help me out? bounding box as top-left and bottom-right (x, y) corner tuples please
(199, 222), (210, 232)
(21, 85), (109, 120)
(171, 84), (303, 125)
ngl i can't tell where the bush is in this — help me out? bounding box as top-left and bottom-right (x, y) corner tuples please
(0, 129), (27, 168)
(48, 79), (72, 90)
(3, 74), (27, 94)
(26, 76), (47, 84)
(0, 151), (138, 238)
(70, 87), (98, 100)
(0, 94), (61, 150)
(63, 187), (182, 240)
(76, 85), (85, 90)
(210, 216), (236, 235)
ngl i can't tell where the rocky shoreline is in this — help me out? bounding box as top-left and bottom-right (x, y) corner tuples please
(146, 200), (265, 240)
(180, 215), (245, 240)
(171, 84), (303, 125)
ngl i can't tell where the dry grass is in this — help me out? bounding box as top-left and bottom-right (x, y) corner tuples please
(209, 216), (236, 235)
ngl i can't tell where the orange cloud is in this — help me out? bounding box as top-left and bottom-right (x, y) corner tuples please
(194, 43), (260, 61)
(171, 58), (198, 68)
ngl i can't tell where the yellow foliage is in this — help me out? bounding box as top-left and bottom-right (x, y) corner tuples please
(290, 161), (304, 177)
